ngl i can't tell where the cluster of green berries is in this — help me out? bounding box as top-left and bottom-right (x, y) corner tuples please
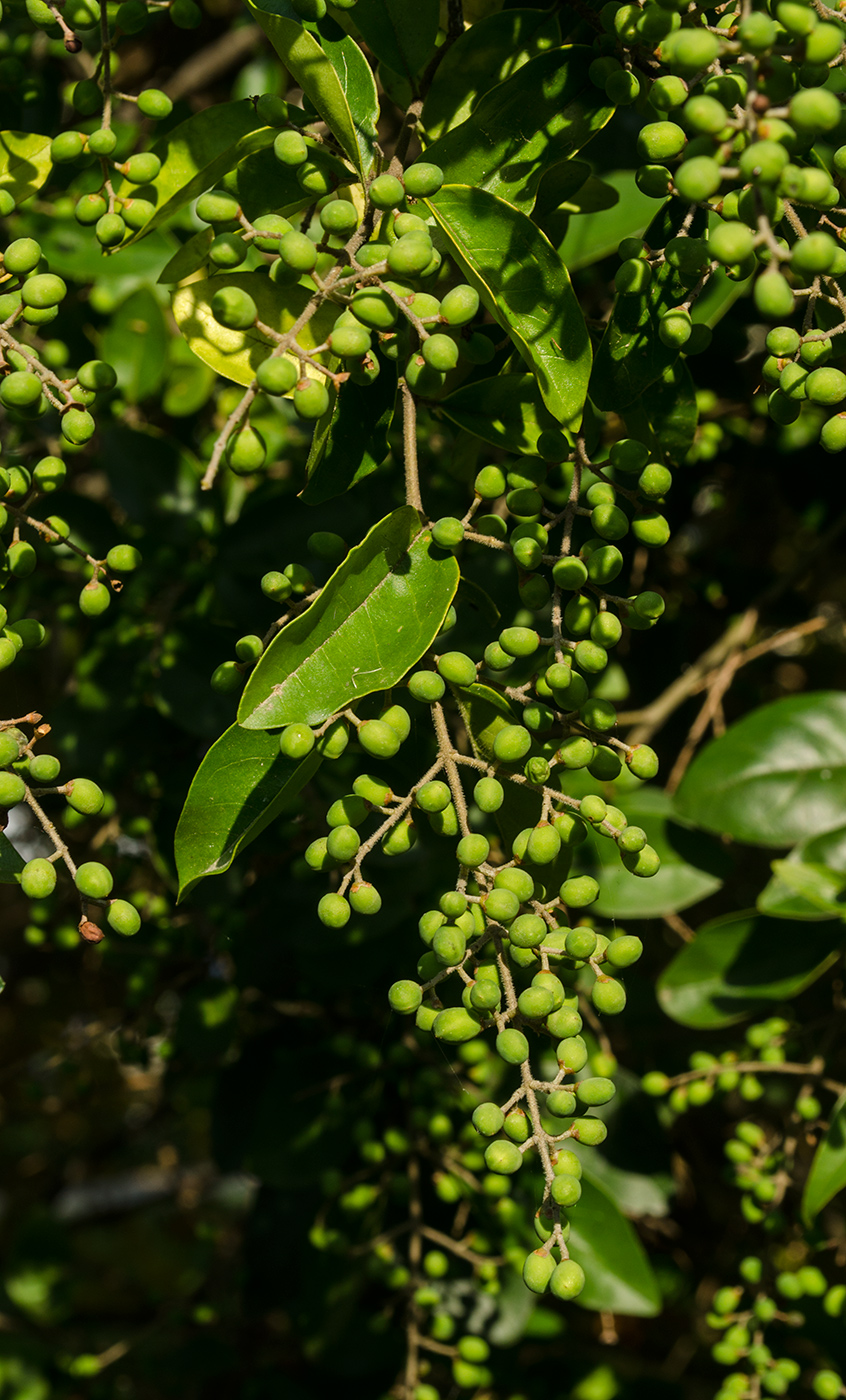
(0, 722), (139, 937)
(286, 0), (359, 21)
(26, 0), (204, 39)
(709, 1253), (845, 1400)
(589, 1), (846, 451)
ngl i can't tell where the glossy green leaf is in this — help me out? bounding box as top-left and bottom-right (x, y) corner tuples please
(657, 911), (845, 1028)
(300, 357), (398, 505)
(673, 692), (846, 848)
(100, 288), (168, 404)
(171, 272), (335, 387)
(424, 48), (613, 213)
(158, 229), (214, 285)
(577, 787), (726, 920)
(428, 186), (591, 430)
(624, 359), (698, 460)
(346, 0), (438, 85)
(692, 264), (753, 329)
(317, 12), (380, 168)
(567, 1178), (661, 1316)
(802, 1091), (846, 1226)
(175, 723), (322, 901)
(556, 171), (661, 272)
(0, 131), (52, 206)
(457, 577), (501, 631)
(230, 145), (313, 222)
(239, 507), (460, 729)
(439, 374), (558, 453)
(245, 0), (374, 176)
(422, 8), (561, 139)
(758, 824), (846, 920)
(121, 102), (273, 241)
(0, 832), (25, 884)
(575, 1148), (671, 1220)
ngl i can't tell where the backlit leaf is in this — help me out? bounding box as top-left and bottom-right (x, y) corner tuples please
(0, 131), (52, 206)
(802, 1091), (846, 1225)
(439, 374), (558, 453)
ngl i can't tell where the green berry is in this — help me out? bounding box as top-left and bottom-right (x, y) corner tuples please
(456, 833), (490, 867)
(388, 980), (422, 1013)
(493, 724), (531, 764)
(485, 1139), (522, 1174)
(549, 1259), (586, 1300)
(279, 723), (315, 759)
(592, 977), (627, 1014)
(369, 174), (405, 209)
(75, 861), (113, 899)
(437, 651), (476, 686)
(67, 778), (104, 815)
(20, 858), (57, 899)
(318, 893), (351, 928)
(108, 899), (141, 935)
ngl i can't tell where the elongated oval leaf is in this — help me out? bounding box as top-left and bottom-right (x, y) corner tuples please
(238, 506), (460, 729)
(757, 823), (846, 919)
(0, 131), (52, 205)
(802, 1091), (846, 1226)
(171, 272), (335, 386)
(422, 8), (560, 140)
(556, 170), (661, 271)
(439, 374), (558, 453)
(673, 692), (846, 848)
(347, 0), (438, 85)
(428, 186), (591, 430)
(424, 48), (614, 212)
(623, 359), (698, 460)
(300, 356), (398, 505)
(657, 911), (846, 1028)
(576, 787), (726, 920)
(567, 1178), (661, 1316)
(101, 287), (168, 405)
(121, 102), (272, 241)
(175, 723), (322, 901)
(317, 13), (379, 172)
(245, 0), (375, 177)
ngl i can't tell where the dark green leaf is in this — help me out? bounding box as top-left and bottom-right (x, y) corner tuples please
(657, 911), (845, 1028)
(802, 1091), (846, 1225)
(422, 7), (560, 139)
(673, 692), (846, 848)
(245, 0), (375, 175)
(230, 145), (312, 222)
(100, 288), (168, 404)
(158, 229), (213, 285)
(317, 13), (379, 167)
(575, 1147), (671, 1219)
(122, 102), (273, 241)
(239, 507), (460, 729)
(346, 0), (438, 85)
(175, 723), (322, 901)
(567, 1178), (661, 1316)
(424, 48), (613, 213)
(693, 264), (753, 329)
(457, 577), (501, 631)
(0, 832), (24, 884)
(623, 359), (698, 460)
(439, 374), (557, 453)
(428, 186), (591, 430)
(556, 171), (662, 272)
(300, 357), (398, 505)
(576, 787), (726, 920)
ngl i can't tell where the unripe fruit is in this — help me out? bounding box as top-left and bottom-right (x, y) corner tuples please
(440, 285), (480, 326)
(62, 408), (96, 445)
(496, 1028), (529, 1063)
(509, 913), (546, 948)
(493, 724), (531, 764)
(456, 833), (490, 867)
(523, 1249), (556, 1294)
(550, 1259), (586, 1300)
(138, 88), (173, 119)
(1, 371), (42, 408)
(279, 724), (315, 759)
(108, 899), (141, 935)
(485, 1139), (522, 1174)
(67, 778), (104, 815)
(21, 858), (57, 899)
(432, 516), (464, 550)
(433, 1007), (482, 1042)
(436, 650), (476, 686)
(551, 1173), (582, 1207)
(96, 214), (126, 248)
(606, 934), (643, 967)
(637, 121), (686, 161)
(75, 861), (113, 899)
(28, 754), (60, 782)
(78, 581), (111, 616)
(211, 661), (243, 694)
(369, 174), (405, 209)
(212, 286), (257, 330)
(592, 976), (627, 1014)
(403, 162), (444, 197)
(318, 893), (351, 928)
(388, 980), (422, 1013)
(0, 771), (26, 807)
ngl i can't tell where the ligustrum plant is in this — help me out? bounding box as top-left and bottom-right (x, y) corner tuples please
(2, 0), (846, 1397)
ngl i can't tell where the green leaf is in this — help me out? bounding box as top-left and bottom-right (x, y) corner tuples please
(657, 911), (845, 1028)
(122, 102), (273, 241)
(802, 1091), (846, 1226)
(230, 145), (313, 222)
(576, 787), (726, 920)
(758, 861), (846, 921)
(692, 264), (753, 329)
(758, 824), (846, 920)
(575, 1148), (671, 1219)
(457, 577), (501, 632)
(555, 171), (662, 272)
(428, 186), (591, 430)
(300, 356), (398, 505)
(171, 272), (336, 387)
(423, 48), (613, 212)
(158, 229), (214, 285)
(245, 0), (374, 177)
(623, 359), (698, 460)
(422, 7), (560, 139)
(567, 1178), (661, 1316)
(455, 682), (517, 764)
(175, 723), (322, 901)
(346, 0), (439, 86)
(0, 832), (25, 884)
(439, 374), (557, 454)
(0, 131), (52, 206)
(316, 12), (379, 172)
(100, 287), (169, 404)
(238, 507), (460, 729)
(673, 692), (846, 848)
